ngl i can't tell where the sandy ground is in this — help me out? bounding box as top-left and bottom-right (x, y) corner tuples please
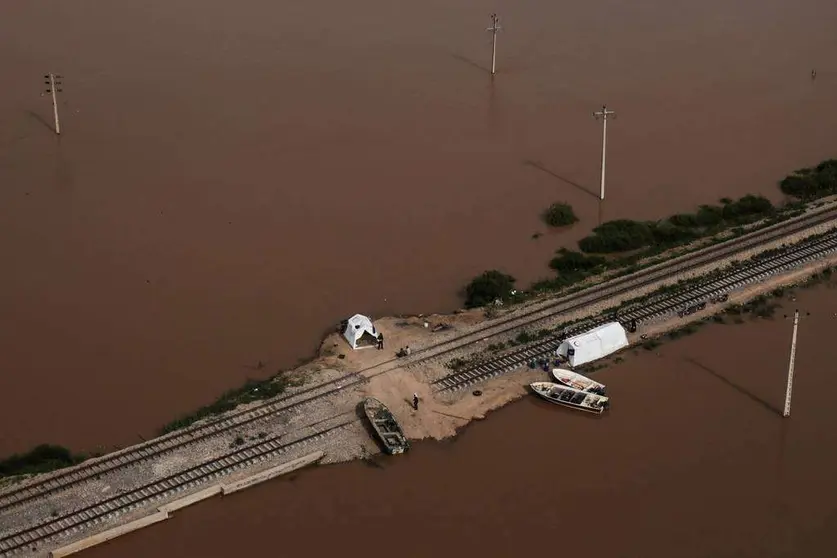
(348, 252), (837, 445)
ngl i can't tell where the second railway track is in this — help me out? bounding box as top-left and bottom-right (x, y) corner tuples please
(432, 229), (837, 393)
(408, 205), (837, 366)
(0, 417), (356, 558)
(1, 205), (835, 513)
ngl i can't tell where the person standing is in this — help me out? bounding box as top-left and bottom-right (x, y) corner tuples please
(405, 345), (411, 356)
(413, 393), (419, 410)
(377, 333), (384, 350)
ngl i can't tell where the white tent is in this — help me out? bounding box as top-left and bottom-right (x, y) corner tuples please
(342, 314), (378, 350)
(556, 322), (629, 367)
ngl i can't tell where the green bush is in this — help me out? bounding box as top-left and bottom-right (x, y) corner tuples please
(577, 194), (777, 255)
(529, 276), (572, 292)
(695, 205), (724, 226)
(578, 219), (655, 253)
(669, 213), (700, 228)
(0, 444), (87, 477)
(780, 160), (837, 199)
(160, 374), (292, 434)
(549, 249), (606, 274)
(464, 270), (516, 308)
(542, 202), (578, 227)
(721, 194), (774, 222)
(651, 221), (702, 244)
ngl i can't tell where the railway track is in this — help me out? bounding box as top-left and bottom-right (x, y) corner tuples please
(0, 417), (356, 558)
(0, 371), (375, 515)
(1, 205), (834, 514)
(432, 230), (837, 393)
(406, 206), (837, 366)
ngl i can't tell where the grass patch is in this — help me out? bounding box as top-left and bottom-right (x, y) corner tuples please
(448, 357), (469, 371)
(0, 445), (88, 478)
(542, 202), (579, 227)
(642, 339), (661, 351)
(741, 295), (779, 318)
(515, 330), (534, 344)
(667, 322), (703, 340)
(801, 265), (837, 287)
(160, 372), (295, 434)
(725, 304), (743, 315)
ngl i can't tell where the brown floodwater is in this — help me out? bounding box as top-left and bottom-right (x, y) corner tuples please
(1, 0), (836, 453)
(81, 285), (837, 558)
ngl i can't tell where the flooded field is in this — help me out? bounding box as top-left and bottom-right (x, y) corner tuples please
(1, 0), (836, 452)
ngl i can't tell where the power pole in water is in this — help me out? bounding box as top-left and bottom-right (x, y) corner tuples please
(486, 14), (502, 76)
(593, 105), (616, 201)
(783, 309), (802, 418)
(44, 73), (63, 135)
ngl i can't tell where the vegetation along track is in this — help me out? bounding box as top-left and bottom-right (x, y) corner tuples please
(1, 205), (834, 513)
(409, 205), (837, 366)
(0, 418), (356, 558)
(432, 229), (837, 393)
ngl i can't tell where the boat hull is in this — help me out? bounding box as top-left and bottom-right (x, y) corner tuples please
(363, 397), (410, 455)
(530, 382), (609, 415)
(551, 368), (606, 394)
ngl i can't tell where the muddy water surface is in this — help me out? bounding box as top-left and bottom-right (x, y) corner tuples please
(1, 0), (836, 452)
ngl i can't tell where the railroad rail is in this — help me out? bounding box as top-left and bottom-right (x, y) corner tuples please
(0, 418), (356, 558)
(431, 229), (837, 393)
(1, 205), (834, 513)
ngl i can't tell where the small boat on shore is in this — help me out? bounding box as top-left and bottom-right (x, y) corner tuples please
(530, 382), (610, 415)
(551, 368), (606, 395)
(363, 397), (410, 455)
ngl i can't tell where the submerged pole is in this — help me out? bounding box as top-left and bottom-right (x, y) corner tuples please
(593, 105), (616, 201)
(782, 309), (799, 418)
(486, 14), (501, 76)
(44, 73), (63, 135)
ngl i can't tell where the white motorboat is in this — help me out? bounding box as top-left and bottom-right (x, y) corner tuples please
(530, 382), (610, 415)
(551, 368), (606, 395)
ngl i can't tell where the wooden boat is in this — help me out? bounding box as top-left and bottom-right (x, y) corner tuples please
(530, 382), (610, 415)
(551, 368), (606, 395)
(363, 397), (410, 455)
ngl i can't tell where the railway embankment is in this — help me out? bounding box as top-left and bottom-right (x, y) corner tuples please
(4, 230), (835, 558)
(2, 188), (837, 557)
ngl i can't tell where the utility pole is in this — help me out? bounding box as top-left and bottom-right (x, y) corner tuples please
(593, 105), (616, 201)
(486, 14), (502, 76)
(44, 73), (63, 135)
(782, 309), (801, 418)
